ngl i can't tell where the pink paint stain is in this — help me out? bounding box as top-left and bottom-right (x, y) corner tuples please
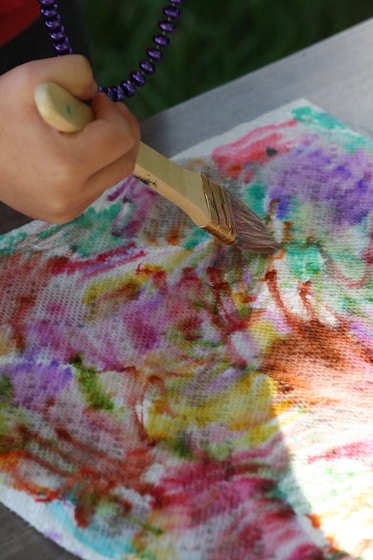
(308, 439), (373, 464)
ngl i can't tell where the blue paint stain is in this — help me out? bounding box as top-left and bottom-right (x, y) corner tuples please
(66, 104), (73, 116)
(47, 501), (136, 558)
(276, 195), (292, 219)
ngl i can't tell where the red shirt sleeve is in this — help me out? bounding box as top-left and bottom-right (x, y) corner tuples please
(0, 0), (41, 46)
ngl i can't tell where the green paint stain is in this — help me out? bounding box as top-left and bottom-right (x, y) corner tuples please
(244, 183), (266, 218)
(72, 356), (115, 411)
(287, 244), (321, 280)
(0, 232), (28, 256)
(292, 105), (373, 152)
(326, 554), (353, 560)
(183, 227), (209, 249)
(171, 434), (194, 460)
(269, 484), (289, 502)
(0, 376), (27, 453)
(37, 203), (122, 256)
(0, 376), (13, 404)
(292, 106), (347, 132)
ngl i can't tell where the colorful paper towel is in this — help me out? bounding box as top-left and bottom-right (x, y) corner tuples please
(0, 100), (372, 559)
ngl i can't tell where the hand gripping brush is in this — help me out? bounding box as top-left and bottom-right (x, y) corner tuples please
(34, 83), (280, 254)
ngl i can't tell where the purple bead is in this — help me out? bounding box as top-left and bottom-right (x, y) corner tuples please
(40, 0), (183, 99)
(112, 86), (125, 102)
(139, 59), (155, 74)
(121, 80), (137, 98)
(53, 37), (69, 49)
(45, 18), (62, 31)
(101, 87), (116, 102)
(159, 20), (175, 33)
(153, 33), (169, 48)
(39, 0), (56, 7)
(54, 42), (72, 54)
(147, 48), (163, 61)
(40, 7), (58, 18)
(50, 28), (66, 42)
(130, 71), (146, 87)
(163, 6), (181, 19)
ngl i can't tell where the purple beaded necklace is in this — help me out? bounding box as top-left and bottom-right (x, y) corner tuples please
(38, 0), (182, 102)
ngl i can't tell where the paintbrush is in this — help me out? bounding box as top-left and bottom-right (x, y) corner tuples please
(34, 82), (280, 254)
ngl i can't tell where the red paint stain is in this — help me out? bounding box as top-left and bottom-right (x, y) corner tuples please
(136, 263), (168, 292)
(165, 224), (182, 246)
(3, 416), (156, 528)
(288, 544), (325, 560)
(47, 244), (146, 277)
(212, 120), (298, 181)
(178, 316), (203, 341)
(207, 266), (249, 336)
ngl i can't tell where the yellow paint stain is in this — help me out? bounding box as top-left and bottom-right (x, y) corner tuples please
(83, 249), (191, 307)
(250, 319), (280, 352)
(133, 522), (179, 560)
(271, 396), (295, 416)
(82, 276), (141, 306)
(145, 372), (277, 448)
(238, 421), (278, 448)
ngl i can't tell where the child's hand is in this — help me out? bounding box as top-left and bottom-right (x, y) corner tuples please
(0, 55), (140, 223)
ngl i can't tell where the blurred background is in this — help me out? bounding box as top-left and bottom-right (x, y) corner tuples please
(80, 0), (373, 120)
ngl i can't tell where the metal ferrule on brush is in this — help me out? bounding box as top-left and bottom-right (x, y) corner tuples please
(201, 176), (237, 246)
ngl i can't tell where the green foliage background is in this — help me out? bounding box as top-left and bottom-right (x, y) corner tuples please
(80, 0), (373, 120)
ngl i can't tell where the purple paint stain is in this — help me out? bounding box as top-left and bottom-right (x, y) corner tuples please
(111, 180), (157, 238)
(206, 367), (246, 394)
(356, 176), (369, 193)
(266, 134), (373, 225)
(331, 164), (352, 180)
(127, 316), (160, 350)
(2, 358), (72, 411)
(44, 531), (63, 542)
(123, 296), (165, 351)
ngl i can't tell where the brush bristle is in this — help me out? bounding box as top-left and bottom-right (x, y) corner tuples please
(200, 176), (280, 254)
(228, 193), (280, 254)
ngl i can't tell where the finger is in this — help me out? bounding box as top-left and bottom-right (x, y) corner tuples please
(115, 100), (139, 124)
(61, 93), (140, 173)
(91, 93), (140, 138)
(84, 144), (139, 200)
(18, 55), (98, 100)
(48, 147), (139, 224)
(27, 148), (138, 224)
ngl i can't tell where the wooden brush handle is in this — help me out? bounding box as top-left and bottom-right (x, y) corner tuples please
(34, 82), (95, 132)
(34, 83), (210, 226)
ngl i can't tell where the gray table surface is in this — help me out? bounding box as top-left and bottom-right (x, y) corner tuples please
(1, 17), (373, 559)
